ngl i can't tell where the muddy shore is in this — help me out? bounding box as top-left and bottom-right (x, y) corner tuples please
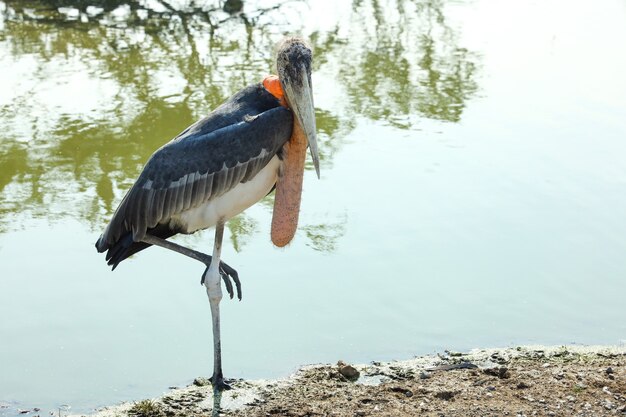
(67, 345), (625, 417)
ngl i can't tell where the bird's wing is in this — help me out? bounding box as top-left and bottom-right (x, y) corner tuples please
(96, 106), (293, 250)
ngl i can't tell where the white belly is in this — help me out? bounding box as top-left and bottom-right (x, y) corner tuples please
(171, 156), (280, 233)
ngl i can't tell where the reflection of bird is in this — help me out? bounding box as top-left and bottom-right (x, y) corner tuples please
(95, 37), (319, 391)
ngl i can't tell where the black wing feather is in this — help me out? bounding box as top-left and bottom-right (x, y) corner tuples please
(96, 83), (293, 266)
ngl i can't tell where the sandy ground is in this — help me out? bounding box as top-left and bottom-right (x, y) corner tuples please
(69, 345), (625, 417)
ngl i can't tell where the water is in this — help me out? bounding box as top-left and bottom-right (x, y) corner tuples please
(1, 0), (625, 415)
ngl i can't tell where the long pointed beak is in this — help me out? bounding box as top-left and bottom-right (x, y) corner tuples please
(282, 67), (320, 179)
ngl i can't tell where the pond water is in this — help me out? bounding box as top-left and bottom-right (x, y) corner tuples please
(1, 0), (626, 415)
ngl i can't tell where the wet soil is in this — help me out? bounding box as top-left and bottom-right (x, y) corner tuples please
(74, 346), (626, 417)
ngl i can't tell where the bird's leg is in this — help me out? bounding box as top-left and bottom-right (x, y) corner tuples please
(141, 234), (241, 300)
(202, 220), (232, 392)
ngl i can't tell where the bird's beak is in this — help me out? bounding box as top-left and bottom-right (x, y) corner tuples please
(282, 66), (321, 179)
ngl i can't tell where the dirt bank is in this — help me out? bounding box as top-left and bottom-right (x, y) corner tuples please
(75, 345), (625, 416)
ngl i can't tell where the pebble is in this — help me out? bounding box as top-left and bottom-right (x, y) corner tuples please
(552, 371), (565, 380)
(389, 386), (413, 397)
(337, 361), (360, 381)
(483, 366), (510, 379)
(435, 390), (457, 400)
(193, 377), (211, 387)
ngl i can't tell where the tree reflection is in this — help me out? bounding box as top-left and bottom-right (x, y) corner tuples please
(0, 0), (480, 251)
(325, 0), (479, 125)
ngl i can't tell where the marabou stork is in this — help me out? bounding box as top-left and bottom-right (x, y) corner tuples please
(95, 38), (319, 391)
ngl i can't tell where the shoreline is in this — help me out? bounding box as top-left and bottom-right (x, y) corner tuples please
(64, 344), (626, 416)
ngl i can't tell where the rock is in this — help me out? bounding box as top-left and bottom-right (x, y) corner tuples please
(566, 395), (575, 402)
(483, 366), (510, 379)
(193, 377), (211, 387)
(606, 367), (614, 374)
(337, 361), (360, 381)
(389, 387), (413, 397)
(516, 381), (531, 389)
(434, 390), (457, 400)
(419, 371), (431, 380)
(490, 352), (508, 364)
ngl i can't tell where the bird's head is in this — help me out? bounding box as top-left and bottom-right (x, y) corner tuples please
(275, 37), (320, 178)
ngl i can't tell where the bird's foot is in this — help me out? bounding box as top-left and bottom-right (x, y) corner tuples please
(201, 261), (242, 301)
(210, 373), (233, 391)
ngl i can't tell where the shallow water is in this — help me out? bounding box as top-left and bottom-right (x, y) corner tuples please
(1, 0), (625, 415)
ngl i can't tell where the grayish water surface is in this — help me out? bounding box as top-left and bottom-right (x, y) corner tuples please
(1, 0), (625, 415)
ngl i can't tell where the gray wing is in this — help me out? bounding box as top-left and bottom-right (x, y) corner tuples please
(96, 106), (293, 251)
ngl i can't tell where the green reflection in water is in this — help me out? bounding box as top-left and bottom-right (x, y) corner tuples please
(0, 0), (479, 248)
(303, 213), (347, 252)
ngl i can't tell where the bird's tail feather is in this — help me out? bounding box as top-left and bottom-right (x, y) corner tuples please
(95, 224), (176, 270)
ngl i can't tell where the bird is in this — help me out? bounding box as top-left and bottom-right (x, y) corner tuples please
(95, 37), (319, 392)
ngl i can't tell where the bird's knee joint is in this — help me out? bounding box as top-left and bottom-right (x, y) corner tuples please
(206, 285), (223, 303)
(204, 269), (223, 302)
